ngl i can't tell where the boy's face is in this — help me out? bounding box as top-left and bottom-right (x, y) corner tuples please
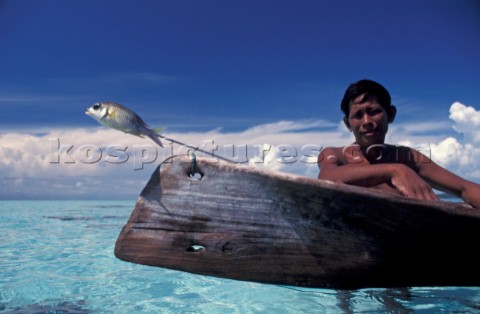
(343, 94), (394, 148)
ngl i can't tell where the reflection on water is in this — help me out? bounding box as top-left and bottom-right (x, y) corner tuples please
(1, 300), (91, 314)
(43, 215), (125, 221)
(335, 288), (413, 314)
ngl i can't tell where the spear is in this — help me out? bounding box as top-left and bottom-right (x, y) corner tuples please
(85, 101), (236, 163)
(158, 134), (236, 163)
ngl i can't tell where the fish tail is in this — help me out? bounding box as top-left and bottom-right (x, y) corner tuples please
(138, 124), (165, 147)
(142, 127), (164, 147)
(149, 134), (164, 147)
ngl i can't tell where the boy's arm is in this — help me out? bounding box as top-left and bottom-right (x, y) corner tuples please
(412, 149), (480, 208)
(318, 147), (390, 186)
(318, 147), (439, 201)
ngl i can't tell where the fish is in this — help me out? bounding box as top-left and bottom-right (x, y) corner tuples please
(85, 101), (164, 147)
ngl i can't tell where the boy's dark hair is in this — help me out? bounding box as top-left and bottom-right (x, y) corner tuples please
(340, 79), (392, 117)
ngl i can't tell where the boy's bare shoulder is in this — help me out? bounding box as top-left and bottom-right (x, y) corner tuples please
(318, 146), (346, 165)
(319, 146), (344, 155)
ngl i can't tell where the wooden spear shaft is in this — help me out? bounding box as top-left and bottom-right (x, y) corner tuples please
(158, 134), (236, 163)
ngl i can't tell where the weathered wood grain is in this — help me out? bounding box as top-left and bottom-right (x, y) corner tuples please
(114, 156), (480, 289)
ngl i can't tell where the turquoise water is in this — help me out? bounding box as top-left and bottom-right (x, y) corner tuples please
(1, 200), (479, 313)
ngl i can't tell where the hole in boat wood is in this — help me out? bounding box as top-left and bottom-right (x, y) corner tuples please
(186, 159), (204, 180)
(187, 244), (206, 252)
(188, 172), (203, 180)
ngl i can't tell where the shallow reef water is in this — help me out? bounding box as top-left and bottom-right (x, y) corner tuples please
(1, 200), (479, 313)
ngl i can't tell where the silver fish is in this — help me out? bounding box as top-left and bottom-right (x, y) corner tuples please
(85, 101), (164, 147)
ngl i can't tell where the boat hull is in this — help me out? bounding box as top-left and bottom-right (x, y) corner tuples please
(115, 156), (480, 289)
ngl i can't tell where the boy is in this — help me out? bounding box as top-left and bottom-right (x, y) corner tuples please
(317, 79), (480, 209)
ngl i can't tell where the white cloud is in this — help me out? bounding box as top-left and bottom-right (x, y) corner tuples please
(0, 121), (347, 199)
(1, 103), (480, 199)
(433, 102), (480, 178)
(398, 102), (480, 180)
(242, 119), (337, 135)
(449, 102), (480, 143)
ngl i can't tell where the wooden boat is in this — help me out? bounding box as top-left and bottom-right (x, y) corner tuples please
(114, 156), (480, 289)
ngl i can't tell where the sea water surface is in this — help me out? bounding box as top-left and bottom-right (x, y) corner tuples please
(1, 200), (479, 313)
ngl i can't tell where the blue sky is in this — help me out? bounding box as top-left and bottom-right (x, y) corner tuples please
(1, 0), (480, 199)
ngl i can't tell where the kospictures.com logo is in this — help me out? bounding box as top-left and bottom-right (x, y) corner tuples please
(48, 138), (324, 170)
(49, 138), (432, 170)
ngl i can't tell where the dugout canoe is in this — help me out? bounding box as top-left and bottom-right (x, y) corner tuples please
(114, 156), (480, 289)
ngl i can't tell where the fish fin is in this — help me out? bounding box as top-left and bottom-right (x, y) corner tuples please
(107, 107), (116, 119)
(152, 127), (166, 134)
(122, 129), (144, 138)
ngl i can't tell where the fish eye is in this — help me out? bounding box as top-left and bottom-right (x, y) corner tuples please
(93, 103), (101, 110)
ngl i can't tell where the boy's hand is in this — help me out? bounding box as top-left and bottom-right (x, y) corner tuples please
(390, 164), (439, 201)
(461, 184), (480, 209)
